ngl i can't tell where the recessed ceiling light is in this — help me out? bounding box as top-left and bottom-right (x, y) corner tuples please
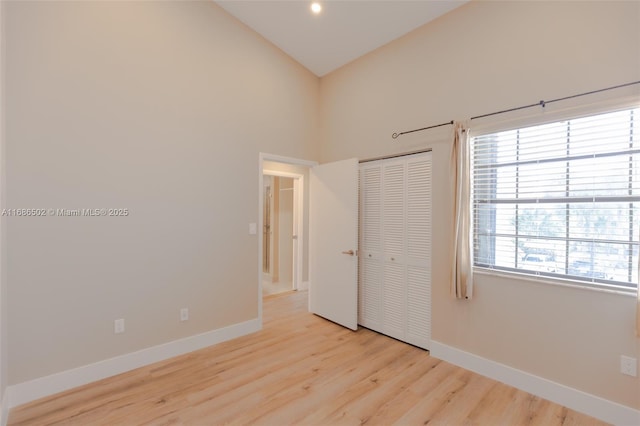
(310, 2), (322, 14)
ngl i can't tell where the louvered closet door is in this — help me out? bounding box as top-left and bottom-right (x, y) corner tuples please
(358, 152), (432, 350)
(405, 154), (431, 348)
(381, 160), (407, 341)
(358, 165), (382, 330)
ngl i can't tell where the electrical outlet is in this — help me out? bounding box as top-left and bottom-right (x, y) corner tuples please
(180, 308), (189, 322)
(114, 318), (125, 334)
(620, 355), (637, 377)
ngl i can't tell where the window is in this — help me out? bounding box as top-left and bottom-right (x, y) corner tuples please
(472, 106), (639, 290)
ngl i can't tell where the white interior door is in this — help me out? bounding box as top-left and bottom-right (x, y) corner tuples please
(309, 158), (358, 330)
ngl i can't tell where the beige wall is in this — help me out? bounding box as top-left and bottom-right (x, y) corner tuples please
(5, 1), (319, 384)
(320, 0), (640, 409)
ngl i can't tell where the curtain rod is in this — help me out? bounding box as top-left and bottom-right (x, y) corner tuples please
(391, 80), (640, 139)
(392, 120), (453, 139)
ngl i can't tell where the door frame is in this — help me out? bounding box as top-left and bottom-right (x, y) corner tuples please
(258, 153), (317, 325)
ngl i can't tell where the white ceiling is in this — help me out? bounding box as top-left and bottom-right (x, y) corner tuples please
(215, 1), (469, 77)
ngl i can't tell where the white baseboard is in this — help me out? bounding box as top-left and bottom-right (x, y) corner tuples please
(7, 318), (261, 410)
(430, 341), (640, 426)
(298, 281), (309, 291)
(1, 390), (8, 426)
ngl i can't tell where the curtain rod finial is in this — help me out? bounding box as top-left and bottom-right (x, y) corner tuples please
(392, 133), (399, 139)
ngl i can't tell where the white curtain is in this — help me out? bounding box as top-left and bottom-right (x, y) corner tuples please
(636, 287), (639, 337)
(637, 255), (639, 337)
(450, 121), (473, 299)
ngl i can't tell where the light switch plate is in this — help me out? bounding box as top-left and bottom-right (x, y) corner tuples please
(249, 223), (257, 235)
(114, 319), (125, 334)
(621, 355), (637, 377)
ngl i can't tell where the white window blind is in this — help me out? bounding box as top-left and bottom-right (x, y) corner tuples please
(471, 106), (639, 290)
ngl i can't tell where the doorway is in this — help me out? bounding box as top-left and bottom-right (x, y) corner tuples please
(258, 153), (317, 323)
(262, 175), (295, 296)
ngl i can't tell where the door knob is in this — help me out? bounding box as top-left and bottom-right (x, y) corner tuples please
(341, 250), (355, 256)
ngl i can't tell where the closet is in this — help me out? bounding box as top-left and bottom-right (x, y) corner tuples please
(358, 151), (432, 350)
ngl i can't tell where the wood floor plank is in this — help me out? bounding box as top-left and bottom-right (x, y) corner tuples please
(8, 290), (610, 426)
(466, 379), (520, 425)
(296, 344), (440, 425)
(185, 331), (384, 423)
(241, 337), (414, 425)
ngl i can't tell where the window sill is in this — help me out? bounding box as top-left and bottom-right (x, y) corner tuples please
(473, 267), (638, 298)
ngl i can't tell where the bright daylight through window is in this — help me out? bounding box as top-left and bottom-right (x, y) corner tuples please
(472, 106), (639, 290)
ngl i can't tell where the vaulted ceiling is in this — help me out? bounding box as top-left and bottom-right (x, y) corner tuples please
(215, 1), (469, 76)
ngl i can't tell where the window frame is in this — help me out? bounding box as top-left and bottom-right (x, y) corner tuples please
(468, 96), (640, 294)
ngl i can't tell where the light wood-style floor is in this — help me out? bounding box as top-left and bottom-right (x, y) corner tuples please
(9, 290), (608, 426)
